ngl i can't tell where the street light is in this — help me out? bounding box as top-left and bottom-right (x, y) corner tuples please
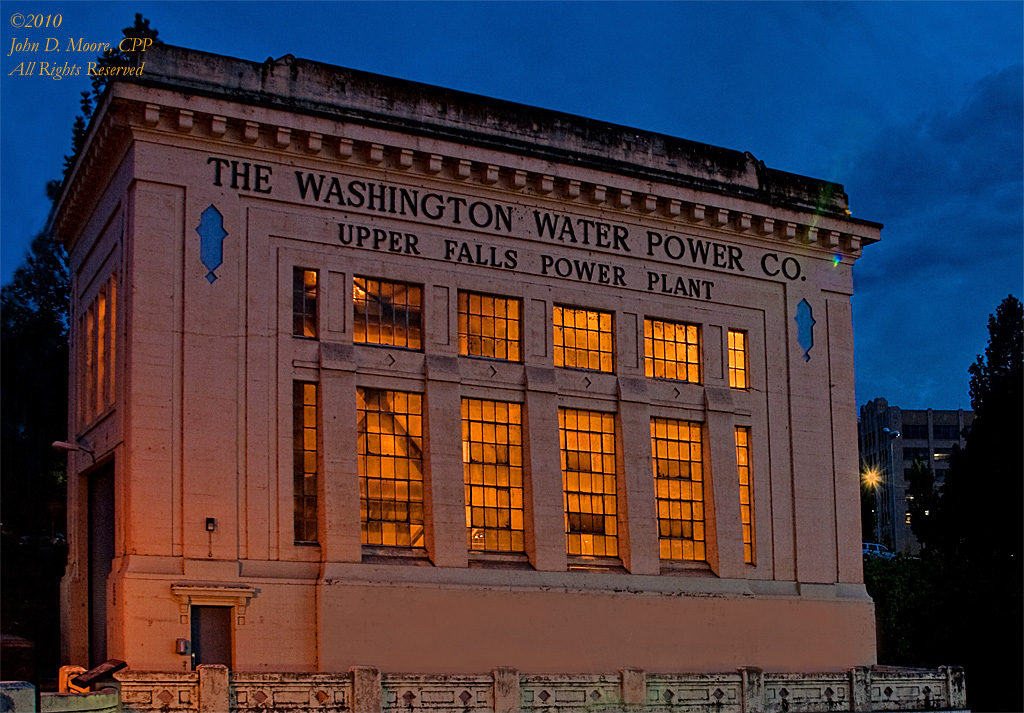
(862, 468), (881, 488)
(880, 427), (901, 551)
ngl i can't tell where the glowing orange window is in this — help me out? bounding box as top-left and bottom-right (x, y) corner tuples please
(651, 418), (705, 561)
(735, 426), (755, 564)
(553, 306), (614, 373)
(560, 408), (618, 557)
(463, 398), (524, 552)
(458, 292), (521, 361)
(645, 318), (700, 383)
(353, 277), (422, 350)
(357, 388), (424, 547)
(728, 329), (748, 389)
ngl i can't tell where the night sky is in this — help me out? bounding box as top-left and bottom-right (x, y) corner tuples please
(2, 2), (1021, 410)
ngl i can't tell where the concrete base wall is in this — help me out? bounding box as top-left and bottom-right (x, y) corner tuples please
(316, 581), (876, 674)
(109, 568), (873, 674)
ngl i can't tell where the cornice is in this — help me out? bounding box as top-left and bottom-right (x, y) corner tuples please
(55, 93), (877, 259)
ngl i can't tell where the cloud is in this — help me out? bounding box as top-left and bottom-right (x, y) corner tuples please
(850, 65), (1023, 408)
(850, 64), (1023, 289)
(850, 64), (1023, 216)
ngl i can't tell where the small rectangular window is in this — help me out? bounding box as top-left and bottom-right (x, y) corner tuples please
(902, 424), (929, 440)
(97, 285), (107, 409)
(353, 277), (422, 350)
(458, 291), (522, 362)
(645, 318), (700, 383)
(108, 273), (117, 406)
(903, 447), (929, 462)
(293, 268), (318, 338)
(728, 329), (748, 389)
(553, 306), (614, 373)
(735, 426), (755, 565)
(357, 388), (424, 547)
(293, 382), (318, 544)
(85, 302), (95, 418)
(651, 418), (705, 561)
(560, 408), (618, 557)
(463, 398), (524, 552)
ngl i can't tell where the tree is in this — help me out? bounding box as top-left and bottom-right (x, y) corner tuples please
(0, 232), (70, 533)
(932, 295), (1022, 563)
(4, 16), (159, 684)
(49, 13), (160, 197)
(0, 232), (70, 684)
(927, 295), (1022, 712)
(968, 295), (1023, 416)
(863, 296), (1023, 711)
(904, 459), (940, 551)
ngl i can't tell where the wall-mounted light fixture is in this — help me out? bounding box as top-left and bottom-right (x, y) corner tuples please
(52, 439), (96, 464)
(205, 518), (217, 532)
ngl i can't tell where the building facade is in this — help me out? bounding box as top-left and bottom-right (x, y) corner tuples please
(53, 43), (889, 692)
(858, 398), (974, 554)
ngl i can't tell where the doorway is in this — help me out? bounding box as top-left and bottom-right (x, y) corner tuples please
(190, 605), (232, 668)
(87, 463), (114, 668)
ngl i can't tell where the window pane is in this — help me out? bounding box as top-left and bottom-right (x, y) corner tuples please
(728, 329), (748, 389)
(463, 399), (524, 552)
(553, 306), (614, 373)
(458, 291), (522, 362)
(353, 277), (423, 350)
(735, 426), (755, 564)
(358, 388), (424, 547)
(293, 381), (318, 543)
(644, 318), (700, 383)
(293, 268), (318, 338)
(560, 408), (618, 557)
(651, 417), (705, 562)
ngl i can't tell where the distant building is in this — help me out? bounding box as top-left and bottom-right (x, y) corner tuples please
(858, 398), (974, 554)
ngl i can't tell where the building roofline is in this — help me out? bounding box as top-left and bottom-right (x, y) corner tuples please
(117, 44), (878, 230)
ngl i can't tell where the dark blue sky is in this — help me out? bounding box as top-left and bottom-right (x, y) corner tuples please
(2, 2), (1021, 409)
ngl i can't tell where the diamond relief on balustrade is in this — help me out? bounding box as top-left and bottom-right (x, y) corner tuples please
(383, 676), (491, 711)
(869, 674), (947, 710)
(646, 674), (742, 713)
(118, 676), (199, 711)
(520, 676), (619, 712)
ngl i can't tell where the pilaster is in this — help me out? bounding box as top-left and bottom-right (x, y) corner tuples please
(524, 367), (567, 572)
(425, 356), (468, 568)
(320, 346), (361, 563)
(617, 378), (659, 575)
(704, 387), (745, 578)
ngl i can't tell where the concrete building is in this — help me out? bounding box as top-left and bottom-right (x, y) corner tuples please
(49, 43), (965, 713)
(858, 398), (974, 554)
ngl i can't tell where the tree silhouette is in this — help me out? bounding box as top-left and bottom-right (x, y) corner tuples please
(48, 13), (160, 198)
(4, 15), (159, 684)
(1, 232), (70, 533)
(933, 295), (1021, 712)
